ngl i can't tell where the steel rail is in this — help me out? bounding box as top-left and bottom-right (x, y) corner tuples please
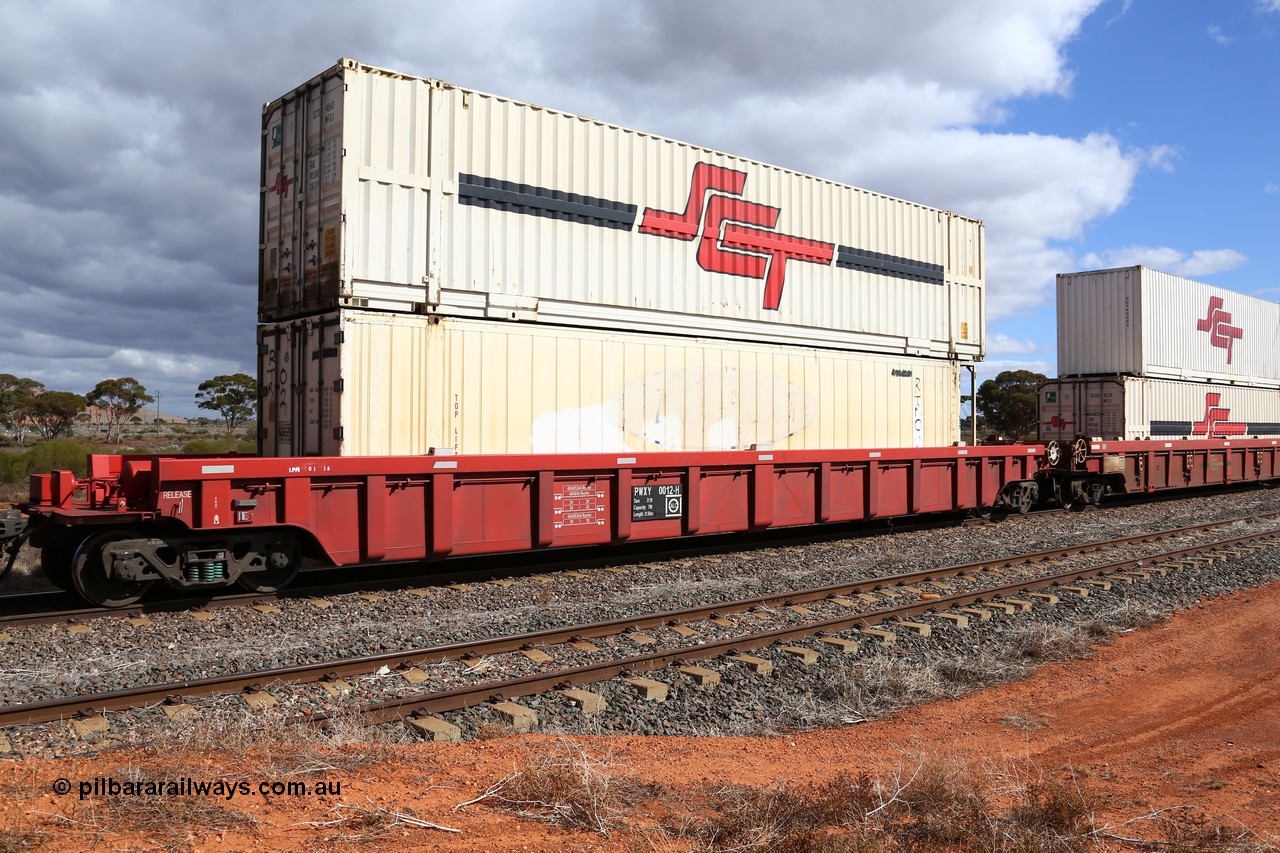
(348, 528), (1280, 724)
(3, 519), (1275, 729)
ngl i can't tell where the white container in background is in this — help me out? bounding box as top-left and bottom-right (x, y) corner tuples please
(258, 311), (962, 457)
(260, 58), (984, 360)
(1057, 266), (1280, 387)
(1039, 375), (1280, 441)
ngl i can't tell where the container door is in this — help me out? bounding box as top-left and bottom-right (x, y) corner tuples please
(257, 324), (283, 456)
(1038, 382), (1071, 441)
(301, 316), (344, 456)
(261, 67), (348, 322)
(946, 214), (984, 361)
(1080, 378), (1126, 439)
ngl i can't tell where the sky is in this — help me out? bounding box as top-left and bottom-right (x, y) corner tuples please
(1, 0), (1278, 418)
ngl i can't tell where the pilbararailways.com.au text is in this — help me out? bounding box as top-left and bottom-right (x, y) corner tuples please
(52, 776), (343, 801)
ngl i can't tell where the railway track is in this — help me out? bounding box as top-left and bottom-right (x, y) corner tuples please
(3, 515), (1275, 734)
(0, 506), (1062, 629)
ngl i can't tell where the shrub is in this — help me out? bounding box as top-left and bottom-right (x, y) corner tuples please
(181, 437), (257, 455)
(0, 438), (101, 483)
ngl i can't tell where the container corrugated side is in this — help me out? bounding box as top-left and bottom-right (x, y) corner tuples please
(1039, 375), (1280, 441)
(260, 58), (983, 360)
(258, 312), (961, 457)
(1057, 266), (1280, 387)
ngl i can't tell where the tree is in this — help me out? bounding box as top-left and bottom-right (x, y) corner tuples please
(195, 373), (258, 435)
(27, 391), (87, 440)
(0, 374), (45, 444)
(975, 370), (1046, 441)
(86, 377), (154, 443)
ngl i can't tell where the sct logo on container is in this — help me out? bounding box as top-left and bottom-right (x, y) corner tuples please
(1196, 297), (1243, 364)
(638, 163), (835, 310)
(1193, 392), (1246, 438)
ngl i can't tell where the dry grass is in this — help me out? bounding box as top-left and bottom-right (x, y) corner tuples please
(462, 748), (1137, 851)
(473, 720), (522, 741)
(296, 797), (460, 843)
(777, 646), (1035, 730)
(0, 826), (51, 853)
(460, 739), (646, 835)
(86, 764), (261, 852)
(1079, 601), (1169, 641)
(1097, 806), (1265, 853)
(636, 760), (1274, 853)
(5, 706), (450, 852)
(653, 757), (1102, 853)
(122, 700), (412, 780)
(1007, 622), (1096, 661)
(0, 481), (27, 505)
(1001, 714), (1049, 731)
(12, 758), (261, 853)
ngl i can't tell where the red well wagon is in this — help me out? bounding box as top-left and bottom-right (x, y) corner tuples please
(9, 446), (1042, 607)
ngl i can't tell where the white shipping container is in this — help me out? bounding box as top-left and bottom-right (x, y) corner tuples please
(259, 312), (961, 457)
(260, 58), (984, 360)
(1057, 266), (1280, 387)
(1039, 375), (1280, 442)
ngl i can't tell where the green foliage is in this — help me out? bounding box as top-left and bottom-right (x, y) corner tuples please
(0, 438), (100, 483)
(0, 374), (46, 444)
(86, 377), (154, 443)
(181, 437), (257, 455)
(195, 373), (258, 435)
(28, 391), (87, 440)
(975, 370), (1046, 441)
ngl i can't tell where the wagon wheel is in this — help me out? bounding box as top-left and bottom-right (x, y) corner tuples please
(1045, 440), (1062, 468)
(237, 537), (300, 593)
(1016, 486), (1034, 514)
(1058, 480), (1085, 512)
(71, 529), (153, 608)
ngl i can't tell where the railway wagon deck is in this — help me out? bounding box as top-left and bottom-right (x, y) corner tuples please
(16, 446), (1041, 606)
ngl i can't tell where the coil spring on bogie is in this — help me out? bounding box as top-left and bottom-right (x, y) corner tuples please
(184, 561), (227, 583)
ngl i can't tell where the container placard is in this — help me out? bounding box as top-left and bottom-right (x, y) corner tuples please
(632, 484), (683, 521)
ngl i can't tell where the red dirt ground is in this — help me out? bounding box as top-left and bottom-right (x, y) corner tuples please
(4, 582), (1278, 851)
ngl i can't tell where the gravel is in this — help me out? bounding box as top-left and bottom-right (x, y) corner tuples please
(3, 486), (1279, 757)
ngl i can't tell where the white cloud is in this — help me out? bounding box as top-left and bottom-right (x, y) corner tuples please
(1078, 246), (1248, 277)
(1258, 1), (1280, 13)
(1144, 145), (1180, 173)
(1207, 24), (1232, 46)
(987, 334), (1039, 356)
(1266, 183), (1280, 194)
(1106, 0), (1135, 26)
